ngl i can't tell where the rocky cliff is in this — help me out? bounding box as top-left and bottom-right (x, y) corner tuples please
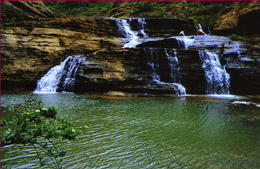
(2, 1), (54, 21)
(1, 16), (122, 90)
(213, 1), (260, 48)
(2, 1), (260, 96)
(214, 1), (260, 35)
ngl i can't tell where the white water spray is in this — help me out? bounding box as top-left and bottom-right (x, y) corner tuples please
(176, 36), (194, 49)
(199, 51), (230, 94)
(34, 56), (85, 94)
(116, 18), (148, 48)
(144, 48), (186, 95)
(138, 18), (148, 38)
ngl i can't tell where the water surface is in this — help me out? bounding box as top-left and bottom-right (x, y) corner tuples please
(1, 93), (260, 168)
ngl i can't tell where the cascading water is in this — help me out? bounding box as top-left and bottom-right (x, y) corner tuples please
(176, 30), (194, 49)
(116, 19), (139, 48)
(145, 48), (160, 82)
(165, 49), (180, 83)
(116, 18), (148, 48)
(199, 50), (230, 94)
(144, 48), (186, 95)
(116, 18), (237, 95)
(137, 18), (148, 38)
(33, 56), (85, 94)
(175, 36), (194, 49)
(59, 56), (86, 91)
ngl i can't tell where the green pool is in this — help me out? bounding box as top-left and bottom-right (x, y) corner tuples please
(1, 93), (260, 168)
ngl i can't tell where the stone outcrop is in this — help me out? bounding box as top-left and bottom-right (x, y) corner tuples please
(1, 17), (122, 90)
(2, 1), (54, 21)
(2, 1), (260, 96)
(74, 35), (260, 95)
(214, 1), (260, 35)
(127, 18), (197, 37)
(76, 49), (188, 95)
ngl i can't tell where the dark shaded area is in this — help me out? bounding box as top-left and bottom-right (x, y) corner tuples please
(237, 9), (260, 35)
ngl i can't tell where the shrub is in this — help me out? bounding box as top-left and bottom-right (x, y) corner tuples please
(158, 7), (166, 18)
(1, 9), (16, 28)
(132, 1), (154, 13)
(1, 103), (87, 168)
(229, 34), (244, 41)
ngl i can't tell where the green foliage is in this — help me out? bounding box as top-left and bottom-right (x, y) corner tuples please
(1, 103), (88, 168)
(229, 34), (244, 41)
(40, 106), (57, 118)
(43, 1), (114, 17)
(158, 7), (166, 18)
(132, 1), (154, 13)
(1, 9), (16, 28)
(43, 1), (234, 28)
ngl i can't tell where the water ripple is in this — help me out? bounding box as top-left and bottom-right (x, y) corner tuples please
(1, 94), (260, 168)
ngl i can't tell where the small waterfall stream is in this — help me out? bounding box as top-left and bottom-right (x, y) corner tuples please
(137, 18), (148, 38)
(33, 56), (85, 94)
(116, 18), (147, 48)
(144, 48), (186, 95)
(175, 36), (194, 49)
(165, 49), (180, 83)
(199, 51), (230, 94)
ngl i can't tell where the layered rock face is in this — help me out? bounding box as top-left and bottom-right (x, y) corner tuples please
(214, 1), (260, 35)
(1, 16), (122, 90)
(2, 1), (54, 21)
(76, 35), (260, 95)
(2, 1), (260, 95)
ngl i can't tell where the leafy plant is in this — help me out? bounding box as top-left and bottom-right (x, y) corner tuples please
(132, 1), (154, 13)
(158, 7), (166, 18)
(229, 34), (244, 41)
(1, 103), (88, 168)
(43, 1), (114, 17)
(1, 9), (16, 28)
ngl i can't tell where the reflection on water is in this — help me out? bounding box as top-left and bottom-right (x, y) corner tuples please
(1, 93), (260, 168)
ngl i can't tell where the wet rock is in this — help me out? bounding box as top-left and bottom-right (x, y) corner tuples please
(232, 101), (260, 109)
(136, 38), (179, 48)
(75, 49), (184, 95)
(1, 1), (260, 95)
(136, 35), (260, 94)
(127, 18), (197, 37)
(232, 101), (255, 106)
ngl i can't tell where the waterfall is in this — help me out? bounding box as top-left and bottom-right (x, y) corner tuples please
(175, 36), (194, 49)
(165, 49), (180, 83)
(115, 18), (235, 95)
(137, 18), (148, 38)
(144, 48), (186, 95)
(116, 19), (136, 39)
(231, 41), (241, 57)
(116, 18), (147, 48)
(199, 51), (230, 94)
(116, 19), (139, 48)
(145, 48), (160, 81)
(33, 56), (85, 94)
